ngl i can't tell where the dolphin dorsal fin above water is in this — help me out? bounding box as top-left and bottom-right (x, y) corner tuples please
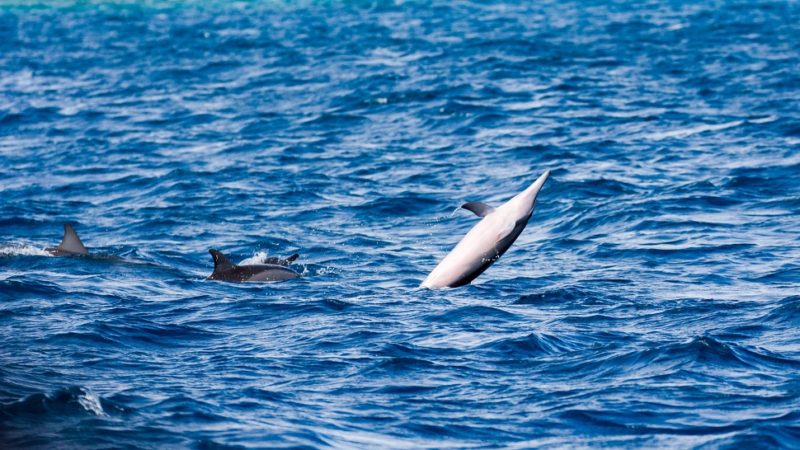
(461, 202), (495, 218)
(285, 253), (299, 264)
(209, 249), (236, 274)
(58, 224), (88, 254)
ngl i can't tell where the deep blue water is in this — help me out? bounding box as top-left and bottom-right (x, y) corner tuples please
(1, 0), (799, 448)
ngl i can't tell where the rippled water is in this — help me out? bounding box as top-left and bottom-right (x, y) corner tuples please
(1, 1), (799, 448)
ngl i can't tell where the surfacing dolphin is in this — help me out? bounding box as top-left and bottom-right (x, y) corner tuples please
(422, 170), (551, 289)
(207, 249), (301, 283)
(45, 224), (89, 256)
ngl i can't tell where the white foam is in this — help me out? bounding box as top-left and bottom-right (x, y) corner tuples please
(645, 120), (744, 141)
(312, 265), (337, 276)
(76, 388), (106, 417)
(748, 115), (777, 124)
(238, 251), (270, 266)
(0, 243), (52, 257)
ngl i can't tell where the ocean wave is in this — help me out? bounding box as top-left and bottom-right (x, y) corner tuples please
(644, 120), (745, 141)
(1, 386), (108, 419)
(760, 296), (800, 326)
(479, 332), (573, 358)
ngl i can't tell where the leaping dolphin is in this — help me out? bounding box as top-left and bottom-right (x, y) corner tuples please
(207, 249), (301, 283)
(45, 224), (89, 256)
(422, 170), (550, 289)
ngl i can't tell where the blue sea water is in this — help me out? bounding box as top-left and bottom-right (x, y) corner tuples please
(1, 0), (799, 447)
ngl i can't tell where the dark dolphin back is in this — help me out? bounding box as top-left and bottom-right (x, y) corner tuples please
(207, 249), (301, 282)
(243, 265), (301, 282)
(211, 264), (300, 282)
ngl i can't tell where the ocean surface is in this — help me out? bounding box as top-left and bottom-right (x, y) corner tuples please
(1, 0), (799, 448)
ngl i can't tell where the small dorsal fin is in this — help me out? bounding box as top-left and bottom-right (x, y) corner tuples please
(262, 253), (300, 266)
(461, 202), (495, 218)
(209, 249), (236, 273)
(58, 224), (88, 254)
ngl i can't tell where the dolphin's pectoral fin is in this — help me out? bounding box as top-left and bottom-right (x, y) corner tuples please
(58, 224), (88, 254)
(461, 202), (495, 218)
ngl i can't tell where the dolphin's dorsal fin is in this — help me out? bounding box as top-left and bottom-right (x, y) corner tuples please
(285, 253), (299, 264)
(209, 249), (236, 274)
(461, 202), (495, 218)
(58, 224), (88, 254)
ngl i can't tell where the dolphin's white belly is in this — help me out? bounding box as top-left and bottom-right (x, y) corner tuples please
(422, 213), (512, 288)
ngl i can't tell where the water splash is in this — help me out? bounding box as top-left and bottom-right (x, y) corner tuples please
(0, 243), (52, 257)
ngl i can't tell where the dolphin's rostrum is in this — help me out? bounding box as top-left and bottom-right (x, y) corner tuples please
(46, 224), (89, 256)
(422, 170), (551, 288)
(207, 249), (301, 283)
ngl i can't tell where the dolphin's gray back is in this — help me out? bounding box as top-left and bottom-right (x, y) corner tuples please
(210, 264), (300, 282)
(246, 266), (301, 282)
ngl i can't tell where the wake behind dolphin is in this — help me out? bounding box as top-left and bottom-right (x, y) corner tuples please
(422, 170), (550, 288)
